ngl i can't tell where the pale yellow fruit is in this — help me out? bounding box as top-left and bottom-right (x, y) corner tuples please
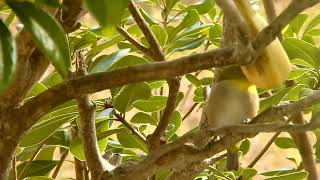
(235, 0), (291, 88)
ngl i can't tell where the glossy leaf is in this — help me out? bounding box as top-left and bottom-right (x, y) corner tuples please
(16, 160), (58, 179)
(289, 14), (308, 35)
(0, 19), (16, 92)
(113, 82), (151, 113)
(169, 10), (199, 39)
(151, 25), (168, 47)
(84, 0), (129, 35)
(305, 14), (320, 33)
(90, 48), (130, 73)
(133, 96), (168, 112)
(166, 0), (180, 12)
(8, 1), (70, 76)
(166, 111), (182, 140)
(131, 112), (157, 126)
(185, 74), (201, 87)
(264, 171), (308, 180)
(108, 55), (149, 71)
(117, 129), (148, 152)
(282, 38), (320, 68)
(19, 114), (76, 147)
(274, 137), (296, 149)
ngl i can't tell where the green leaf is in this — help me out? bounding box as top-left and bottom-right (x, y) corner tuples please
(274, 137), (296, 149)
(305, 14), (320, 33)
(16, 160), (58, 179)
(282, 37), (320, 68)
(131, 112), (157, 126)
(17, 145), (56, 161)
(41, 72), (62, 88)
(108, 55), (149, 71)
(148, 80), (166, 89)
(26, 82), (47, 98)
(113, 82), (151, 113)
(0, 19), (16, 92)
(86, 34), (124, 61)
(45, 130), (70, 147)
(167, 36), (205, 53)
(260, 87), (292, 112)
(151, 25), (168, 47)
(97, 128), (127, 140)
(306, 28), (320, 36)
(117, 131), (148, 152)
(169, 9), (199, 39)
(84, 0), (129, 35)
(8, 1), (70, 76)
(289, 14), (308, 35)
(26, 177), (53, 180)
(166, 111), (182, 140)
(90, 49), (130, 73)
(264, 171), (308, 180)
(70, 31), (97, 52)
(140, 8), (157, 26)
(236, 168), (257, 179)
(133, 96), (167, 112)
(166, 0), (180, 12)
(209, 24), (222, 46)
(5, 11), (15, 27)
(183, 0), (215, 15)
(19, 114), (76, 147)
(239, 139), (250, 155)
(185, 74), (201, 87)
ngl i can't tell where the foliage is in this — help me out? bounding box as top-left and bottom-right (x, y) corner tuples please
(1, 0), (320, 179)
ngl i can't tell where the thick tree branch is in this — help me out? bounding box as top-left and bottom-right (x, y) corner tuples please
(262, 0), (283, 41)
(15, 47), (234, 134)
(75, 54), (108, 178)
(290, 112), (318, 180)
(100, 88), (320, 180)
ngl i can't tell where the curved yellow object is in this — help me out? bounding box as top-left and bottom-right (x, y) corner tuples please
(235, 0), (291, 88)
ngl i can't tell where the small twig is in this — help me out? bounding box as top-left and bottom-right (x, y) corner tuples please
(12, 155), (17, 180)
(18, 140), (46, 179)
(182, 103), (198, 121)
(114, 112), (147, 143)
(128, 0), (165, 61)
(116, 26), (150, 55)
(52, 149), (69, 179)
(248, 116), (290, 168)
(74, 157), (85, 180)
(147, 78), (180, 149)
(168, 153), (227, 180)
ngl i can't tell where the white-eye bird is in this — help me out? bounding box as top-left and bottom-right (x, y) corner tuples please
(201, 67), (259, 170)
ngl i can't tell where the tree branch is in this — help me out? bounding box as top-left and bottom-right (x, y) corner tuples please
(253, 0), (320, 52)
(262, 0), (283, 41)
(147, 78), (180, 149)
(116, 26), (150, 56)
(128, 0), (165, 61)
(75, 54), (108, 178)
(289, 112), (318, 180)
(215, 0), (251, 46)
(114, 113), (147, 144)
